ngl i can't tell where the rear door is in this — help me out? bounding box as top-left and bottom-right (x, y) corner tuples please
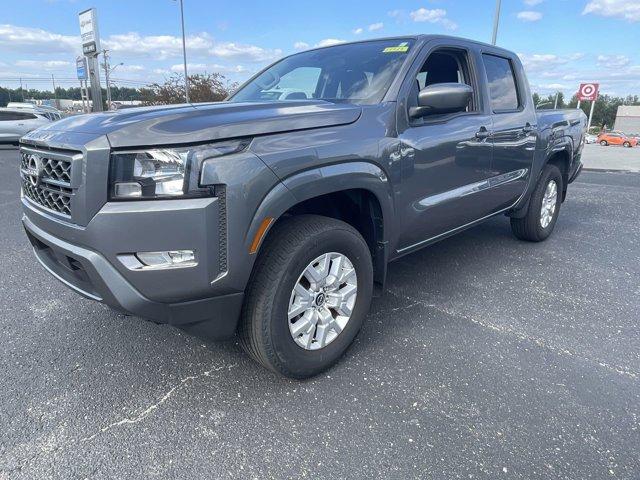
(480, 52), (537, 209)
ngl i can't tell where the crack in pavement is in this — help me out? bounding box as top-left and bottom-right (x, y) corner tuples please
(386, 289), (638, 381)
(81, 363), (237, 442)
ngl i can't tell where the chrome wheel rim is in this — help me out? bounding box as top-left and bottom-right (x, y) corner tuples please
(288, 252), (357, 350)
(540, 179), (558, 228)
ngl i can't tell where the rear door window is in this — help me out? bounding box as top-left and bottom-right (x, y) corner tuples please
(0, 111), (27, 121)
(482, 54), (520, 111)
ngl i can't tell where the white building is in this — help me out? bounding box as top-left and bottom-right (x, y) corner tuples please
(613, 106), (640, 134)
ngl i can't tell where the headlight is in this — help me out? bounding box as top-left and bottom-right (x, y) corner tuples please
(109, 139), (250, 200)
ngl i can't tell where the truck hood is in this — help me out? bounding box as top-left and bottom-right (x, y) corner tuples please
(37, 101), (362, 148)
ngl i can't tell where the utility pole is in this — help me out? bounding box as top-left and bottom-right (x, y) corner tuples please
(51, 74), (59, 109)
(178, 0), (190, 103)
(19, 77), (25, 101)
(492, 0), (502, 45)
(553, 92), (559, 109)
(102, 50), (123, 111)
(103, 49), (112, 110)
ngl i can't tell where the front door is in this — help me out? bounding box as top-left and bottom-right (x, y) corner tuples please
(396, 45), (494, 253)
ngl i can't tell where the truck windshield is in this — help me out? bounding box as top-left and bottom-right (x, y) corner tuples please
(229, 39), (415, 105)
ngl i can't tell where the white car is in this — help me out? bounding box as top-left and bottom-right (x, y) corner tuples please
(585, 133), (598, 144)
(256, 88), (311, 101)
(0, 108), (51, 146)
(7, 102), (63, 121)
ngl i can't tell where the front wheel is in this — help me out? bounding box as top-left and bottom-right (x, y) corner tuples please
(239, 215), (373, 379)
(600, 140), (608, 146)
(510, 164), (563, 242)
(623, 141), (631, 148)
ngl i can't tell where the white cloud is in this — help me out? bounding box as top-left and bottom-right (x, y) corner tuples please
(170, 63), (248, 74)
(104, 32), (214, 60)
(210, 42), (282, 62)
(597, 54), (630, 67)
(117, 64), (145, 73)
(409, 8), (458, 30)
(352, 27), (363, 34)
(410, 8), (446, 22)
(368, 22), (384, 31)
(0, 25), (281, 63)
(517, 10), (543, 21)
(524, 0), (544, 5)
(0, 24), (78, 53)
(294, 41), (309, 50)
(517, 52), (582, 71)
(315, 38), (346, 48)
(105, 32), (280, 62)
(171, 63), (206, 72)
(14, 60), (71, 70)
(583, 0), (640, 22)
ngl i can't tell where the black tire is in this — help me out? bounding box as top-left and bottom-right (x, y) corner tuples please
(600, 140), (608, 146)
(239, 215), (373, 379)
(510, 164), (563, 242)
(623, 141), (631, 148)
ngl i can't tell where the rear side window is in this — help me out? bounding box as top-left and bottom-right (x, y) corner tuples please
(0, 111), (37, 121)
(482, 54), (519, 111)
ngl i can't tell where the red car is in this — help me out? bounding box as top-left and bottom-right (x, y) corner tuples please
(597, 132), (637, 147)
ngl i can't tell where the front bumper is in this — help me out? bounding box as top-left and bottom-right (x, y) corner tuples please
(22, 197), (243, 340)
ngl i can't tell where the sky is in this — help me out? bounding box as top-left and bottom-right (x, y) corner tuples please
(0, 0), (639, 98)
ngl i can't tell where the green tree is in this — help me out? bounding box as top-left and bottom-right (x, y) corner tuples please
(140, 73), (237, 105)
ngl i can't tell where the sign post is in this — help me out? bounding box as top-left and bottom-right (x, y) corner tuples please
(76, 56), (90, 113)
(577, 83), (599, 132)
(78, 8), (103, 112)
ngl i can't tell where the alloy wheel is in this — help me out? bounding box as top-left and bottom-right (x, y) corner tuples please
(287, 252), (357, 350)
(540, 179), (558, 229)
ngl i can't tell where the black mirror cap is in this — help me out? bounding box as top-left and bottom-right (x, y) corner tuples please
(409, 83), (473, 119)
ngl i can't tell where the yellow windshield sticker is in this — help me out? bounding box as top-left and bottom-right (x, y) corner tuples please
(383, 42), (409, 53)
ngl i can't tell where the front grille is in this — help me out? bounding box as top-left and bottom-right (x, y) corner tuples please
(20, 147), (77, 217)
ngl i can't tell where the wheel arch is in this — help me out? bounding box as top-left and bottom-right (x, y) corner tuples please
(246, 162), (395, 291)
(546, 147), (571, 201)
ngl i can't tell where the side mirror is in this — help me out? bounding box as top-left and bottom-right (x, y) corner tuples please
(409, 83), (473, 119)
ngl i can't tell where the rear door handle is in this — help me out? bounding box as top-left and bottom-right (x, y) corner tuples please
(475, 127), (491, 140)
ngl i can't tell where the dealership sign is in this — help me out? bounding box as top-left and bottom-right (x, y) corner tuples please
(577, 83), (599, 101)
(78, 8), (101, 56)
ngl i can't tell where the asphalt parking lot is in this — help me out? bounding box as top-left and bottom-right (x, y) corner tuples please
(581, 142), (640, 172)
(1, 148), (639, 479)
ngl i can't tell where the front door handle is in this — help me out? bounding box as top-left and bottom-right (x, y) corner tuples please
(475, 127), (491, 140)
(522, 123), (534, 134)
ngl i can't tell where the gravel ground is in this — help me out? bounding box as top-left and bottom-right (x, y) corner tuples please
(0, 149), (638, 479)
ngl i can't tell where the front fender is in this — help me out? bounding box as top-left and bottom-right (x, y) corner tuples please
(246, 161), (396, 255)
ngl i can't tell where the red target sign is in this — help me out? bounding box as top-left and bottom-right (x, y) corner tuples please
(577, 83), (599, 101)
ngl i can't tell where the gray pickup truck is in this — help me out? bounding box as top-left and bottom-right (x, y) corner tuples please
(20, 36), (585, 378)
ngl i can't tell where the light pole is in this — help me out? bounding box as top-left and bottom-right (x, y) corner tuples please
(177, 0), (190, 103)
(492, 0), (502, 45)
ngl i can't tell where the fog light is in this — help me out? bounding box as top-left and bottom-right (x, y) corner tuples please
(118, 250), (197, 271)
(136, 250), (196, 269)
(114, 182), (142, 198)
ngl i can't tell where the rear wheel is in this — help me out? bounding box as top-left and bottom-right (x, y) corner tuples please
(623, 141), (631, 148)
(510, 164), (563, 242)
(239, 215), (373, 379)
(600, 140), (608, 146)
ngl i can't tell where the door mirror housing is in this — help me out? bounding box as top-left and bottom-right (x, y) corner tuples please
(409, 83), (473, 119)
